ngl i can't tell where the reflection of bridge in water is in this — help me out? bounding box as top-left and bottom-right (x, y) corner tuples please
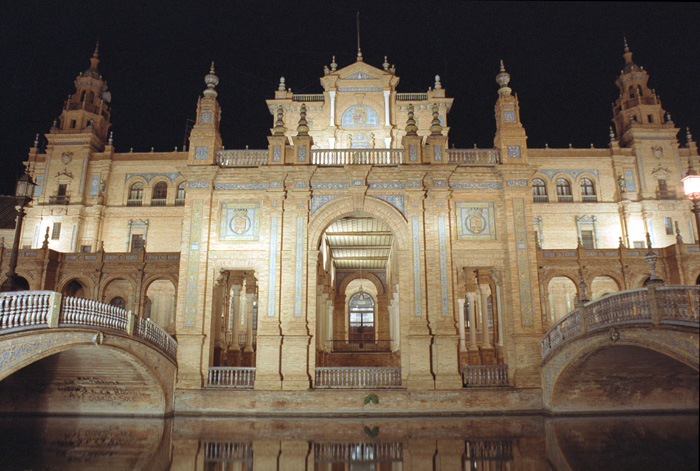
(540, 284), (699, 412)
(0, 291), (177, 416)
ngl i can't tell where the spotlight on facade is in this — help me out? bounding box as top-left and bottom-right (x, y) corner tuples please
(681, 162), (700, 246)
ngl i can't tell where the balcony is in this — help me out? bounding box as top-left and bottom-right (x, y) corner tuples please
(150, 198), (166, 207)
(581, 195), (597, 202)
(175, 198), (185, 206)
(49, 195), (69, 205)
(126, 199), (143, 207)
(656, 190), (677, 200)
(311, 149), (404, 166)
(533, 195), (549, 203)
(557, 195), (573, 203)
(208, 366), (255, 388)
(315, 367), (402, 388)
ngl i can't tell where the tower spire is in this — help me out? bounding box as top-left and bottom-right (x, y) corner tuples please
(356, 12), (363, 62)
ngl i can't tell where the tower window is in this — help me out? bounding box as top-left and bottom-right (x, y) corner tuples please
(51, 222), (61, 240)
(70, 120), (76, 129)
(647, 114), (654, 123)
(580, 178), (596, 202)
(151, 181), (167, 206)
(128, 182), (143, 206)
(664, 217), (674, 235)
(532, 178), (548, 202)
(556, 178), (572, 202)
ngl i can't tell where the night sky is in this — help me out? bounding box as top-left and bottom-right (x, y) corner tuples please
(2, 1), (699, 195)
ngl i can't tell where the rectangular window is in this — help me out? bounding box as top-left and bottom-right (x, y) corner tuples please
(648, 114), (654, 123)
(57, 184), (67, 196)
(130, 234), (145, 252)
(633, 241), (645, 249)
(581, 230), (595, 249)
(80, 245), (92, 253)
(51, 222), (61, 240)
(664, 217), (674, 235)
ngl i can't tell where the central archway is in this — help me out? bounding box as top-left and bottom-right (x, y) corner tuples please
(308, 196), (412, 372)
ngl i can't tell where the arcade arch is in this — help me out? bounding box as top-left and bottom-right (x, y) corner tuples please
(547, 276), (578, 322)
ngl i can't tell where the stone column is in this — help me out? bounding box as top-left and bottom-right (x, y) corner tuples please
(479, 283), (492, 348)
(466, 292), (478, 351)
(326, 299), (334, 351)
(229, 284), (241, 351)
(244, 284), (255, 353)
(457, 298), (467, 352)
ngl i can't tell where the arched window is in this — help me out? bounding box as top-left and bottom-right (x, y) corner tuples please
(580, 178), (596, 201)
(151, 181), (167, 206)
(128, 182), (143, 206)
(88, 91), (95, 103)
(348, 291), (375, 344)
(629, 86), (635, 98)
(109, 296), (126, 309)
(80, 90), (86, 102)
(556, 178), (572, 202)
(532, 178), (548, 202)
(175, 182), (186, 206)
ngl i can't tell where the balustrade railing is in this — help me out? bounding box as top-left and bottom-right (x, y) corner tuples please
(216, 149), (269, 167)
(331, 339), (392, 352)
(0, 291), (56, 330)
(460, 365), (509, 387)
(315, 443), (403, 463)
(447, 148), (500, 165)
(292, 94), (324, 102)
(208, 366), (256, 388)
(311, 149), (404, 166)
(0, 291), (177, 361)
(540, 286), (700, 361)
(396, 93), (428, 101)
(204, 442), (253, 462)
(315, 367), (401, 388)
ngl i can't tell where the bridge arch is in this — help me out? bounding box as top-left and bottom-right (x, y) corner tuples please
(542, 327), (699, 412)
(0, 328), (176, 416)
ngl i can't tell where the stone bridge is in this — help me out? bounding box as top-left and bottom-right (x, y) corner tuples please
(0, 291), (177, 416)
(540, 285), (699, 413)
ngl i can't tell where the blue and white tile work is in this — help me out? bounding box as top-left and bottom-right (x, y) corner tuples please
(219, 203), (261, 241)
(456, 202), (497, 240)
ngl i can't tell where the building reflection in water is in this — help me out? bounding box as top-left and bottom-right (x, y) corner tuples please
(0, 414), (697, 470)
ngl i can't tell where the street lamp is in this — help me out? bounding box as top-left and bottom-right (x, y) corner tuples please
(1, 171), (37, 292)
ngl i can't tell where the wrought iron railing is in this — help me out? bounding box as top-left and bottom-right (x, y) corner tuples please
(315, 367), (401, 388)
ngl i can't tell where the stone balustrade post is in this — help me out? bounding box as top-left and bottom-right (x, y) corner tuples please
(647, 284), (662, 325)
(126, 311), (134, 336)
(457, 298), (466, 352)
(47, 292), (62, 328)
(230, 284), (242, 351)
(244, 290), (255, 353)
(466, 292), (478, 350)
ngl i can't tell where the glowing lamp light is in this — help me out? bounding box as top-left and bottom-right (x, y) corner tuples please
(682, 173), (700, 200)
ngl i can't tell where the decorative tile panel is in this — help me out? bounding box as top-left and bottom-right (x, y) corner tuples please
(214, 183), (267, 190)
(125, 172), (181, 183)
(456, 202), (497, 240)
(267, 216), (279, 317)
(195, 146), (209, 160)
(311, 182), (349, 189)
(407, 180), (422, 187)
(341, 105), (379, 127)
(539, 169), (600, 178)
(369, 181), (406, 189)
(294, 217), (304, 317)
(438, 216), (449, 316)
(34, 175), (43, 196)
(219, 203), (261, 240)
(297, 146), (306, 162)
(89, 174), (100, 196)
(434, 145), (443, 161)
(503, 110), (515, 122)
(506, 180), (529, 187)
(412, 217), (423, 317)
(373, 195), (405, 215)
(450, 181), (503, 189)
(433, 180), (447, 187)
(507, 145), (521, 158)
(293, 181), (308, 188)
(352, 179), (364, 186)
(624, 170), (636, 191)
(342, 71), (378, 80)
(188, 181), (210, 188)
(200, 112), (212, 123)
(513, 198), (534, 327)
(310, 194), (343, 216)
(273, 146), (281, 162)
(269, 180), (283, 188)
(184, 200), (203, 327)
(409, 145), (418, 162)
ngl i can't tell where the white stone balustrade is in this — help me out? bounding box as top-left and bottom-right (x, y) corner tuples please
(208, 366), (256, 388)
(447, 148), (501, 165)
(216, 149), (269, 167)
(540, 285), (700, 361)
(311, 149), (404, 166)
(0, 291), (177, 361)
(315, 367), (401, 388)
(460, 365), (509, 387)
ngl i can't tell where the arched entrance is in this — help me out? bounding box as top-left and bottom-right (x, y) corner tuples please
(144, 279), (176, 333)
(308, 197), (411, 374)
(547, 276), (578, 322)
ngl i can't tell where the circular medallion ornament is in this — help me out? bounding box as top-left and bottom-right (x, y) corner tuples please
(352, 105), (368, 126)
(464, 208), (486, 234)
(230, 209), (251, 235)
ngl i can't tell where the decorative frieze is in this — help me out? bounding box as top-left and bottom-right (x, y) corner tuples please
(372, 194), (405, 215)
(310, 194), (344, 216)
(506, 180), (529, 187)
(450, 181), (503, 189)
(214, 183), (267, 190)
(125, 172), (181, 183)
(369, 181), (406, 189)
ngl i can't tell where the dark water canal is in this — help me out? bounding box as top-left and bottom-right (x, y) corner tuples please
(0, 413), (697, 470)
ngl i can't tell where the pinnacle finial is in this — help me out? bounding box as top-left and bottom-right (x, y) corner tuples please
(500, 59), (505, 72)
(405, 104), (418, 136)
(496, 60), (511, 94)
(623, 37), (629, 53)
(297, 103), (309, 136)
(434, 75), (442, 90)
(331, 55), (337, 71)
(430, 103), (443, 136)
(687, 127), (694, 143)
(34, 134), (39, 148)
(273, 105), (286, 135)
(609, 126), (615, 141)
(93, 40), (100, 58)
(204, 62), (219, 96)
(383, 56), (389, 71)
(278, 76), (286, 92)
